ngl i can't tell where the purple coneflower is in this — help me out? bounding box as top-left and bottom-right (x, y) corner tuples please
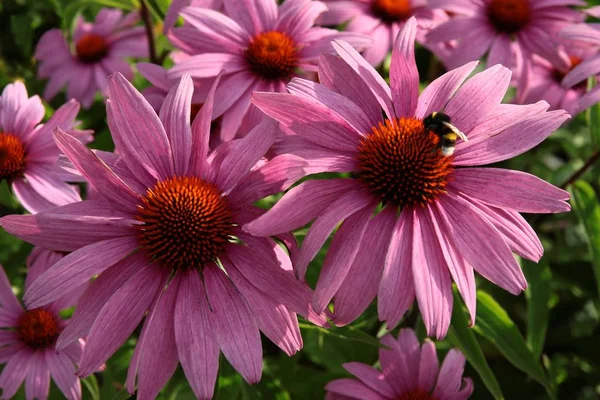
(326, 329), (473, 400)
(166, 0), (371, 134)
(1, 73), (325, 400)
(427, 0), (584, 71)
(0, 263), (84, 400)
(0, 81), (92, 213)
(35, 8), (148, 108)
(247, 17), (570, 339)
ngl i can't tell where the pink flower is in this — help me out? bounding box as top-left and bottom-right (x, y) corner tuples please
(1, 73), (326, 400)
(166, 0), (371, 135)
(0, 81), (92, 214)
(35, 8), (148, 108)
(0, 262), (85, 400)
(427, 0), (585, 72)
(326, 329), (473, 400)
(246, 18), (571, 339)
(317, 0), (449, 66)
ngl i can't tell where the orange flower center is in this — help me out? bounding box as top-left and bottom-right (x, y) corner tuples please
(371, 0), (412, 23)
(488, 0), (531, 34)
(137, 176), (233, 271)
(357, 118), (453, 208)
(0, 133), (27, 182)
(76, 33), (109, 64)
(17, 309), (60, 349)
(245, 31), (299, 80)
(397, 389), (438, 400)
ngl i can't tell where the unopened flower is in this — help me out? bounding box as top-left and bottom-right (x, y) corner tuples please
(247, 18), (570, 339)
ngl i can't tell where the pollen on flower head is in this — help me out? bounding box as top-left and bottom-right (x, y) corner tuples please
(357, 117), (453, 209)
(0, 133), (27, 182)
(371, 0), (412, 24)
(76, 33), (109, 64)
(17, 308), (60, 349)
(488, 0), (531, 34)
(245, 31), (299, 80)
(137, 176), (233, 271)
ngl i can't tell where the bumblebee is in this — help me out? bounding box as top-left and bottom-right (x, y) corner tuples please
(423, 112), (468, 156)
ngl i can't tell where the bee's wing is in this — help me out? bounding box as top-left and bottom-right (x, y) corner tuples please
(442, 121), (468, 142)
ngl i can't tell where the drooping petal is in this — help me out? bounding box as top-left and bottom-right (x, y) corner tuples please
(25, 351), (50, 400)
(390, 17), (419, 118)
(325, 378), (387, 400)
(432, 349), (467, 399)
(223, 0), (277, 36)
(46, 351), (81, 400)
(418, 340), (439, 392)
(180, 6), (250, 52)
(342, 362), (395, 398)
(0, 349), (31, 399)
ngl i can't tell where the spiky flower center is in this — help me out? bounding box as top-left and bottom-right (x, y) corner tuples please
(76, 33), (109, 64)
(17, 309), (60, 349)
(0, 133), (26, 182)
(245, 31), (299, 80)
(371, 0), (412, 23)
(488, 0), (531, 34)
(357, 117), (453, 208)
(397, 389), (437, 400)
(137, 176), (233, 271)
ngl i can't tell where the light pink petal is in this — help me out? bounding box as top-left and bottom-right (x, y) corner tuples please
(25, 351), (50, 400)
(46, 351), (81, 400)
(449, 168), (570, 213)
(0, 81), (29, 134)
(169, 53), (246, 79)
(418, 340), (439, 392)
(331, 40), (395, 120)
(22, 167), (81, 207)
(390, 17), (419, 118)
(343, 362), (395, 398)
(415, 61), (479, 119)
(276, 0), (327, 41)
(360, 24), (391, 67)
(576, 84), (600, 113)
(164, 0), (190, 31)
(174, 269), (219, 400)
(23, 237), (138, 309)
(106, 73), (174, 183)
(432, 349), (467, 398)
(560, 23), (600, 44)
(66, 65), (94, 108)
(563, 54), (600, 88)
(78, 265), (169, 376)
(333, 207), (396, 326)
(378, 332), (416, 395)
(251, 92), (361, 152)
(325, 379), (387, 400)
(0, 266), (22, 314)
(204, 265), (263, 384)
(211, 71), (257, 118)
(378, 209), (415, 329)
(296, 188), (373, 280)
(487, 34), (512, 70)
(434, 194), (527, 295)
(0, 349), (31, 399)
(217, 80), (256, 140)
(180, 6), (250, 52)
(447, 378), (474, 400)
(442, 24), (495, 69)
(14, 95), (44, 137)
(224, 0), (276, 35)
(317, 0), (367, 25)
(313, 202), (375, 313)
(12, 179), (58, 214)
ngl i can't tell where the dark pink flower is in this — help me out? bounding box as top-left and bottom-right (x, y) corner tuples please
(35, 9), (148, 108)
(1, 73), (324, 400)
(246, 18), (570, 339)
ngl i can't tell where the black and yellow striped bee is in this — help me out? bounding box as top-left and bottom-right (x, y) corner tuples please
(423, 112), (468, 156)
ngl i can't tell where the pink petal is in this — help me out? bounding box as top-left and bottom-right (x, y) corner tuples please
(25, 351), (50, 400)
(276, 0), (327, 42)
(180, 6), (250, 52)
(204, 265), (263, 384)
(0, 349), (31, 399)
(174, 269), (219, 400)
(418, 340), (439, 392)
(390, 17), (419, 118)
(325, 378), (387, 400)
(432, 349), (467, 399)
(169, 53), (246, 79)
(487, 34), (512, 70)
(0, 266), (23, 315)
(0, 82), (29, 134)
(12, 179), (57, 214)
(46, 351), (81, 400)
(343, 362), (395, 398)
(360, 24), (391, 68)
(14, 95), (44, 137)
(224, 0), (277, 35)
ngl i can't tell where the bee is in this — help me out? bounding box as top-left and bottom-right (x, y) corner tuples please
(423, 112), (468, 156)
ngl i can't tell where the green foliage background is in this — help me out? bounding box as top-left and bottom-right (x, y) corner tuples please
(1, 0), (600, 399)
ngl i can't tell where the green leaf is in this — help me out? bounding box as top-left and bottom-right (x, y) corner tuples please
(0, 180), (18, 209)
(82, 374), (100, 400)
(523, 259), (552, 358)
(587, 77), (600, 148)
(63, 0), (137, 31)
(298, 322), (387, 349)
(447, 290), (504, 400)
(10, 14), (33, 57)
(571, 180), (600, 297)
(474, 291), (552, 394)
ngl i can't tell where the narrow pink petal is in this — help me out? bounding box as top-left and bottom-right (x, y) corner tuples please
(418, 340), (439, 392)
(224, 0), (277, 35)
(432, 349), (467, 399)
(22, 168), (81, 206)
(14, 95), (44, 137)
(0, 266), (22, 315)
(25, 351), (50, 400)
(378, 209), (415, 329)
(0, 349), (31, 399)
(180, 7), (250, 52)
(325, 378), (387, 400)
(174, 269), (219, 400)
(360, 24), (391, 68)
(487, 34), (512, 70)
(333, 206), (396, 326)
(137, 276), (180, 400)
(53, 128), (139, 213)
(164, 0), (191, 31)
(296, 188), (373, 280)
(107, 73), (174, 183)
(27, 99), (80, 153)
(434, 194), (527, 295)
(313, 202), (375, 313)
(159, 74), (193, 176)
(244, 178), (358, 236)
(447, 378), (474, 400)
(24, 237), (138, 309)
(251, 92), (362, 153)
(12, 179), (57, 214)
(169, 53), (246, 79)
(0, 82), (29, 134)
(277, 0), (327, 41)
(378, 331), (418, 395)
(46, 351), (81, 400)
(449, 168), (570, 213)
(78, 265), (169, 376)
(343, 362), (395, 398)
(390, 17), (419, 118)
(204, 265), (263, 384)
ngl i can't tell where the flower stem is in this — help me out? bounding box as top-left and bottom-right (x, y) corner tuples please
(560, 150), (600, 189)
(140, 0), (159, 65)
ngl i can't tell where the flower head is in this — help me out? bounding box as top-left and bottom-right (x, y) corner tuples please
(247, 18), (570, 339)
(326, 329), (473, 400)
(166, 0), (371, 134)
(0, 81), (92, 213)
(1, 73), (325, 400)
(427, 0), (584, 72)
(0, 260), (85, 400)
(35, 8), (148, 108)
